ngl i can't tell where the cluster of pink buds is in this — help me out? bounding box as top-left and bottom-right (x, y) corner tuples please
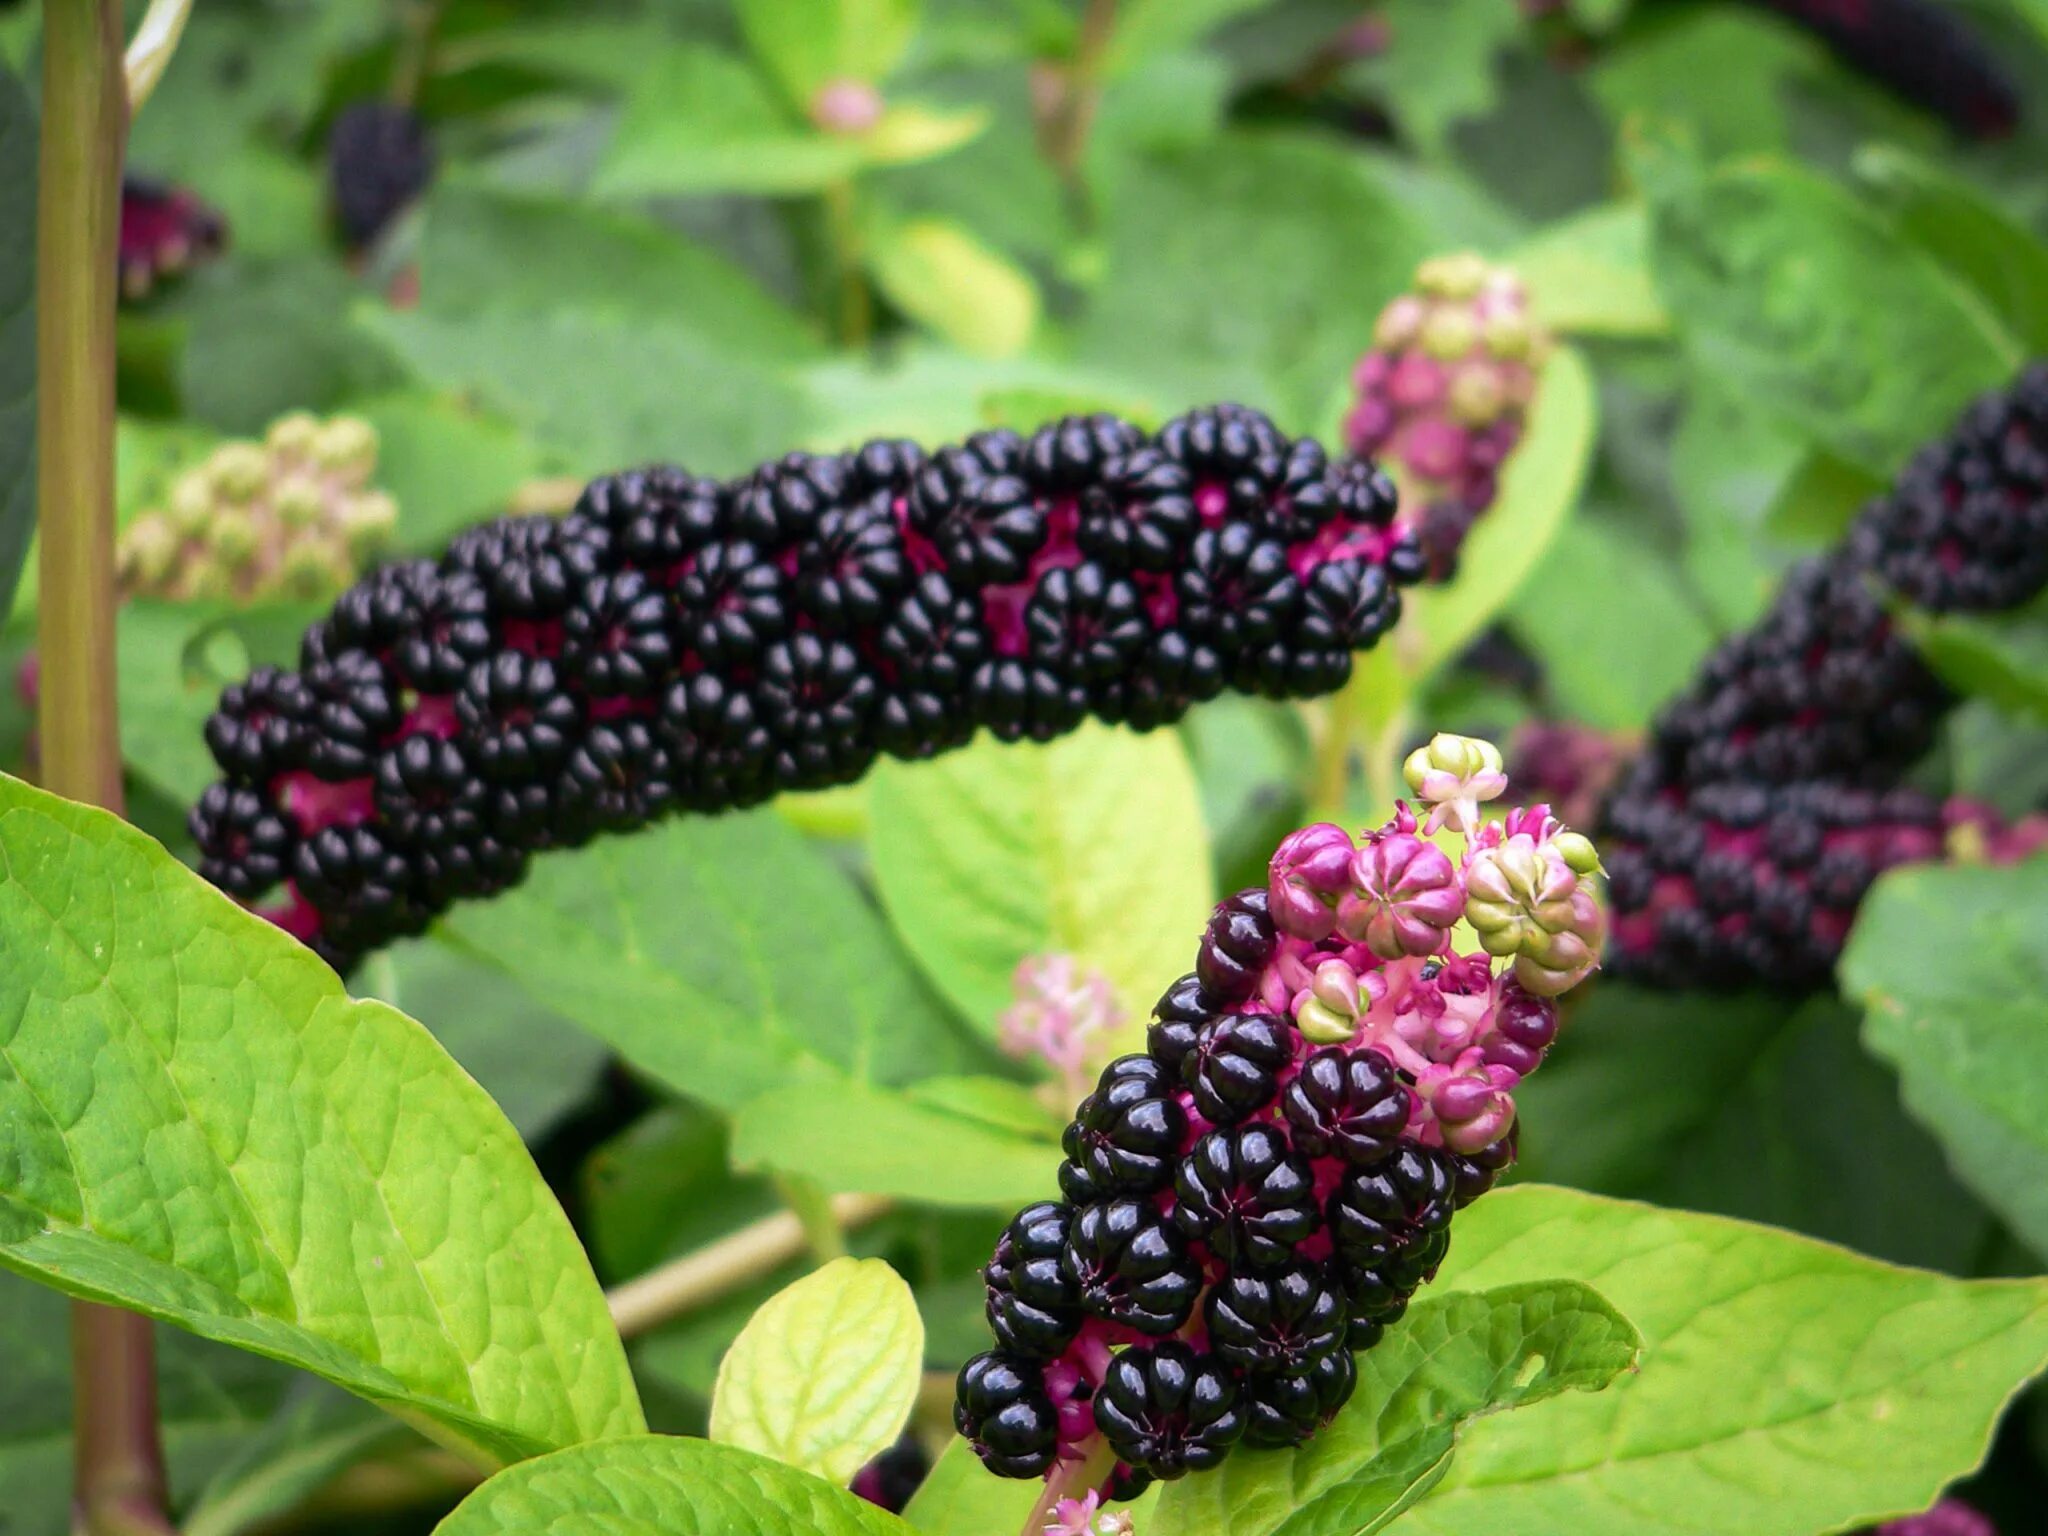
(1000, 954), (1128, 1106)
(1343, 253), (1547, 578)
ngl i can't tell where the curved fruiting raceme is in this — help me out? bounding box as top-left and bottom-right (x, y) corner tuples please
(955, 737), (1603, 1492)
(119, 413), (396, 603)
(190, 406), (1426, 972)
(118, 175), (226, 301)
(1344, 253), (1548, 579)
(1602, 363), (2048, 991)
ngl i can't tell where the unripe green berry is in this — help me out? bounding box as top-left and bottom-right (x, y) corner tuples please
(1448, 365), (1506, 427)
(207, 513), (259, 569)
(1417, 251), (1488, 300)
(167, 471), (216, 537)
(273, 475), (327, 530)
(209, 443), (270, 503)
(339, 492), (399, 555)
(1420, 307), (1478, 361)
(265, 410), (321, 460)
(311, 416), (378, 478)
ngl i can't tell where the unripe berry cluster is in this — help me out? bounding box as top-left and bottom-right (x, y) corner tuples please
(954, 738), (1601, 1493)
(118, 176), (226, 303)
(119, 414), (396, 603)
(1602, 364), (2048, 990)
(1344, 253), (1546, 580)
(190, 406), (1423, 971)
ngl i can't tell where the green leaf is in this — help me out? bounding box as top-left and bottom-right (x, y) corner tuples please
(596, 49), (864, 199)
(1376, 1186), (2048, 1536)
(361, 305), (815, 481)
(439, 810), (982, 1113)
(1843, 861), (2048, 1263)
(1153, 1280), (1640, 1536)
(433, 1435), (910, 1535)
(350, 391), (545, 556)
(361, 937), (611, 1145)
(0, 59), (31, 620)
(1510, 203), (1668, 338)
(1901, 606), (2048, 725)
(416, 183), (821, 364)
(1508, 519), (1713, 730)
(738, 0), (921, 106)
(860, 104), (993, 169)
(1513, 988), (1994, 1272)
(730, 1078), (1056, 1209)
(1669, 379), (1810, 629)
(902, 1436), (1042, 1535)
(1076, 132), (1432, 432)
(118, 601), (324, 807)
(1855, 146), (2048, 355)
(1640, 150), (2020, 476)
(1588, 9), (1816, 157)
(868, 720), (1214, 1043)
(865, 215), (1040, 359)
(710, 1257), (923, 1483)
(0, 775), (643, 1465)
(1105, 0), (1277, 75)
(1346, 0), (1523, 154)
(1361, 344), (1597, 695)
(183, 1386), (408, 1536)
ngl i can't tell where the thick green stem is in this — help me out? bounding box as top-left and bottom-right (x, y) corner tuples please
(821, 180), (871, 348)
(41, 3), (171, 1533)
(774, 1174), (849, 1264)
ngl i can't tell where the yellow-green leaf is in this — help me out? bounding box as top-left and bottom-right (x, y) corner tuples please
(866, 216), (1039, 359)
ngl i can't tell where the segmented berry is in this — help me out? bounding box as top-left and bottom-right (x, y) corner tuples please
(1282, 1046), (1410, 1165)
(1061, 1197), (1202, 1336)
(1180, 1011), (1294, 1125)
(1092, 1341), (1246, 1480)
(1242, 1348), (1358, 1448)
(984, 1202), (1082, 1360)
(1173, 1124), (1321, 1270)
(1204, 1265), (1349, 1377)
(955, 1351), (1058, 1479)
(1059, 1055), (1187, 1201)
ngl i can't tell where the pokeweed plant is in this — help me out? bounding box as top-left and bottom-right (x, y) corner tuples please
(7, 2), (2048, 1536)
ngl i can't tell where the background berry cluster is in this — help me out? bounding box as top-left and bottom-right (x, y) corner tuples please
(190, 406), (1423, 969)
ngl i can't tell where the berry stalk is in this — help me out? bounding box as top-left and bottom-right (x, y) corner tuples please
(955, 737), (1602, 1499)
(191, 405), (1427, 973)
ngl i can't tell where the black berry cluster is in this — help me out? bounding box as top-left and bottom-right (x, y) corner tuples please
(1746, 0), (2020, 140)
(328, 101), (435, 252)
(1601, 364), (2048, 990)
(191, 407), (1419, 971)
(955, 882), (1556, 1492)
(118, 176), (226, 302)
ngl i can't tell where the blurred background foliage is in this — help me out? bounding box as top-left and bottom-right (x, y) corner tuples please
(1, 0), (2047, 1530)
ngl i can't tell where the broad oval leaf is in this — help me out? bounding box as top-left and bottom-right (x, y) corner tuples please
(0, 775), (643, 1465)
(1640, 147), (2019, 476)
(1153, 1280), (1640, 1536)
(439, 810), (983, 1113)
(433, 1434), (910, 1536)
(710, 1257), (923, 1484)
(1378, 1185), (2048, 1536)
(1843, 861), (2048, 1262)
(868, 720), (1214, 1043)
(866, 215), (1040, 360)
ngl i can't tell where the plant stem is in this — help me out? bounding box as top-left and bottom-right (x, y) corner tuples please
(41, 3), (172, 1533)
(605, 1193), (891, 1340)
(1019, 1438), (1115, 1536)
(821, 179), (871, 348)
(774, 1173), (849, 1263)
(1031, 0), (1116, 220)
(1311, 682), (1359, 818)
(388, 0), (442, 109)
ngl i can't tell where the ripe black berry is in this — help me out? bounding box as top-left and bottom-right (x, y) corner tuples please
(191, 784), (294, 900)
(1173, 1124), (1321, 1270)
(984, 1202), (1082, 1360)
(1194, 888), (1278, 1000)
(1283, 1046), (1410, 1165)
(955, 1351), (1058, 1479)
(1092, 1341), (1246, 1479)
(1059, 1056), (1187, 1201)
(1327, 1145), (1457, 1285)
(1242, 1348), (1358, 1449)
(1179, 1011), (1295, 1125)
(1062, 1197), (1202, 1336)
(1204, 1265), (1349, 1378)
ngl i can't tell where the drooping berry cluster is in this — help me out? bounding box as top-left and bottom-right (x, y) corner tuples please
(328, 101), (435, 253)
(118, 176), (226, 302)
(1602, 364), (2048, 990)
(955, 737), (1601, 1494)
(1344, 253), (1546, 580)
(1744, 0), (2019, 140)
(191, 406), (1422, 970)
(119, 413), (397, 603)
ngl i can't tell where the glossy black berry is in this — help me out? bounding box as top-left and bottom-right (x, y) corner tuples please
(984, 1202), (1081, 1360)
(672, 540), (789, 669)
(1059, 1056), (1187, 1201)
(301, 651), (402, 780)
(733, 451), (852, 547)
(955, 1351), (1058, 1479)
(1194, 888), (1278, 1000)
(1180, 1011), (1294, 1125)
(1282, 1046), (1409, 1165)
(1204, 1265), (1349, 1377)
(1092, 1341), (1246, 1480)
(190, 783), (294, 899)
(1061, 1197), (1202, 1336)
(1242, 1347), (1358, 1448)
(1146, 971), (1220, 1074)
(754, 634), (879, 789)
(1024, 413), (1146, 493)
(1172, 1123), (1321, 1270)
(1024, 563), (1150, 684)
(1078, 448), (1198, 572)
(205, 666), (313, 782)
(457, 653), (581, 783)
(560, 570), (674, 697)
(910, 434), (1042, 583)
(328, 101), (433, 250)
(1327, 1144), (1456, 1285)
(794, 498), (911, 632)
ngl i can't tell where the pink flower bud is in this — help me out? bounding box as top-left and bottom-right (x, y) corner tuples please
(1341, 832), (1463, 959)
(1268, 822), (1357, 940)
(1417, 1048), (1518, 1154)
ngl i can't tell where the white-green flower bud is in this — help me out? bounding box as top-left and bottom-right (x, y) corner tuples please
(264, 410), (321, 460)
(166, 471), (216, 537)
(311, 416), (378, 479)
(1420, 307), (1478, 361)
(272, 475), (327, 530)
(208, 443), (270, 503)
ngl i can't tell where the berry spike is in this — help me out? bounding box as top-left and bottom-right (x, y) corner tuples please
(190, 407), (1428, 973)
(958, 736), (1604, 1492)
(1602, 363), (2048, 992)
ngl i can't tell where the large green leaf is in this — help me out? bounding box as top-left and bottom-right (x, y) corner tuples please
(1345, 0), (1524, 154)
(901, 1437), (1041, 1535)
(1377, 1186), (2048, 1536)
(1153, 1280), (1640, 1536)
(351, 390), (547, 556)
(1588, 9), (1817, 157)
(439, 810), (982, 1114)
(1843, 861), (2048, 1263)
(729, 1078), (1055, 1209)
(0, 775), (642, 1465)
(1902, 606), (2048, 726)
(1640, 148), (2019, 476)
(1509, 203), (1668, 338)
(710, 1257), (923, 1483)
(1513, 988), (1993, 1272)
(433, 1435), (909, 1535)
(0, 59), (30, 621)
(1076, 132), (1432, 432)
(868, 720), (1214, 1044)
(737, 0), (919, 104)
(864, 214), (1040, 360)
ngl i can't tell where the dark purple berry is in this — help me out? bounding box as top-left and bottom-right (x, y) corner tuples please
(955, 1351), (1058, 1479)
(1204, 1265), (1349, 1378)
(1172, 1123), (1320, 1270)
(1282, 1045), (1409, 1165)
(1092, 1341), (1246, 1479)
(1061, 1197), (1202, 1336)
